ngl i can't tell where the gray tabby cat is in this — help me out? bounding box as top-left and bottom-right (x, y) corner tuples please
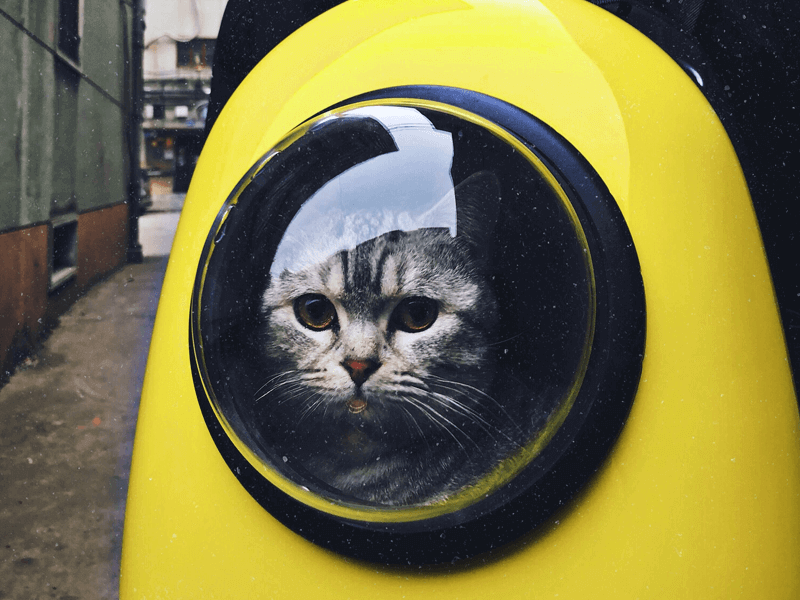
(258, 172), (523, 505)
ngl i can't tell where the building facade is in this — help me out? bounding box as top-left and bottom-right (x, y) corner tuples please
(142, 0), (225, 194)
(0, 0), (141, 376)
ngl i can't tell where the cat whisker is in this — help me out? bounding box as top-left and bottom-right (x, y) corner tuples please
(253, 370), (300, 396)
(321, 394), (336, 418)
(423, 391), (514, 446)
(254, 374), (305, 402)
(274, 383), (316, 405)
(402, 379), (522, 449)
(485, 331), (526, 347)
(258, 380), (305, 404)
(395, 378), (427, 390)
(301, 388), (340, 419)
(426, 374), (497, 405)
(298, 393), (327, 422)
(423, 389), (491, 425)
(398, 372), (427, 385)
(426, 375), (524, 435)
(397, 403), (427, 440)
(255, 370), (331, 403)
(402, 396), (477, 451)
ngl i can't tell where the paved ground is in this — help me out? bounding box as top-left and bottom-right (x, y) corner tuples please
(0, 203), (180, 599)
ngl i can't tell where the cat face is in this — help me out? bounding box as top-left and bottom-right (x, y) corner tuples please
(263, 226), (494, 399)
(256, 173), (517, 505)
(259, 227), (510, 502)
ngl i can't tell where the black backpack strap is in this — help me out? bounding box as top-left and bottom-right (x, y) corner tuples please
(204, 0), (346, 138)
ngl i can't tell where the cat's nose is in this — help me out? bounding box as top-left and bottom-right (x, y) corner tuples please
(342, 358), (380, 386)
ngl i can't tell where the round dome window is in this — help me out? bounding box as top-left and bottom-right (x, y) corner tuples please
(191, 89), (644, 563)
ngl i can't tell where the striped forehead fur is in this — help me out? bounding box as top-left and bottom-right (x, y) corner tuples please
(264, 228), (483, 314)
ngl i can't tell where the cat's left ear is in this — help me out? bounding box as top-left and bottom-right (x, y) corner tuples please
(455, 170), (501, 259)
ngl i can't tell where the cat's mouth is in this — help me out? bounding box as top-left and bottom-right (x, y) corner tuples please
(346, 397), (368, 414)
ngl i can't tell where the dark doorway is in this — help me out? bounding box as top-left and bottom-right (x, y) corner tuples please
(173, 131), (203, 193)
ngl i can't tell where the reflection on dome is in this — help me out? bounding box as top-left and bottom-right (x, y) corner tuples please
(271, 107), (457, 276)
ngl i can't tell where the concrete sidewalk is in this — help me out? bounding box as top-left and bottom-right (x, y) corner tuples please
(0, 212), (178, 598)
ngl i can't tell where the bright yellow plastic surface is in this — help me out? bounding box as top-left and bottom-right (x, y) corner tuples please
(121, 0), (800, 598)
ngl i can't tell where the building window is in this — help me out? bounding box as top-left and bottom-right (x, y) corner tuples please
(152, 104), (165, 120)
(58, 0), (82, 62)
(50, 215), (78, 291)
(177, 38), (215, 68)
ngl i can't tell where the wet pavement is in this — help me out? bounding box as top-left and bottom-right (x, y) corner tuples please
(0, 202), (180, 599)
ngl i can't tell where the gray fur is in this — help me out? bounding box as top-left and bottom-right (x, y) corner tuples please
(257, 175), (521, 505)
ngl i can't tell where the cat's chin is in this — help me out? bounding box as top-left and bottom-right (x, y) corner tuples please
(296, 393), (422, 445)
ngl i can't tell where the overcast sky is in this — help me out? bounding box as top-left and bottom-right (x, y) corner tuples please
(143, 0), (226, 45)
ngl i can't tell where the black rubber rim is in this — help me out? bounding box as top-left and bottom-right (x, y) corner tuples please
(190, 86), (646, 565)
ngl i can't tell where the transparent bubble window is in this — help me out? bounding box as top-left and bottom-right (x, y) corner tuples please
(192, 101), (600, 528)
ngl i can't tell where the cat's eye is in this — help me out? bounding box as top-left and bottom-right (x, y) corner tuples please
(392, 296), (438, 332)
(294, 294), (337, 330)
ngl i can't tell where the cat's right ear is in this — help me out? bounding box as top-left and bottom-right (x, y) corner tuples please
(454, 170), (501, 260)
